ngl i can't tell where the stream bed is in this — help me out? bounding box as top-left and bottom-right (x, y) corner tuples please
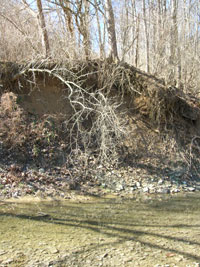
(0, 193), (200, 267)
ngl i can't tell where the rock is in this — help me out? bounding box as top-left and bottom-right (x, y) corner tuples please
(97, 165), (103, 169)
(158, 179), (163, 185)
(60, 192), (65, 198)
(188, 187), (195, 192)
(101, 252), (108, 259)
(175, 255), (183, 262)
(49, 247), (59, 254)
(3, 258), (13, 264)
(157, 188), (170, 194)
(148, 183), (155, 189)
(0, 250), (6, 256)
(130, 187), (136, 192)
(39, 168), (45, 173)
(171, 188), (180, 193)
(149, 188), (156, 194)
(116, 184), (124, 191)
(143, 187), (149, 193)
(12, 191), (19, 198)
(136, 181), (141, 188)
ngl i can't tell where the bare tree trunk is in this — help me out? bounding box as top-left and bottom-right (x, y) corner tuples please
(135, 15), (140, 67)
(152, 0), (157, 72)
(59, 0), (75, 38)
(103, 8), (107, 57)
(72, 0), (91, 60)
(82, 0), (91, 60)
(195, 10), (199, 56)
(121, 0), (130, 61)
(169, 0), (178, 85)
(36, 0), (50, 58)
(177, 47), (181, 87)
(105, 0), (119, 61)
(94, 0), (105, 58)
(58, 0), (77, 58)
(153, 0), (167, 75)
(130, 0), (136, 64)
(142, 0), (150, 72)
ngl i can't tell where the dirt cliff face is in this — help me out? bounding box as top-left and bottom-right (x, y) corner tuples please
(18, 76), (73, 117)
(0, 60), (200, 176)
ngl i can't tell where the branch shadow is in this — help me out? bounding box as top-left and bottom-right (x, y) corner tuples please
(1, 205), (200, 262)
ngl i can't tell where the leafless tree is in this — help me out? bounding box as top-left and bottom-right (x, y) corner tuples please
(94, 0), (105, 58)
(0, 0), (200, 94)
(36, 0), (50, 58)
(105, 0), (119, 61)
(142, 0), (150, 72)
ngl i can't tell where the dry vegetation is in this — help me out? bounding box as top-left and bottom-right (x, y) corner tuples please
(0, 60), (200, 182)
(0, 0), (200, 185)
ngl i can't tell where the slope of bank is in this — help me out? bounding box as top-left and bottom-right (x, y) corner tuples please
(0, 59), (200, 199)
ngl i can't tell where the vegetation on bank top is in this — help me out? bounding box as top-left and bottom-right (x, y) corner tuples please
(0, 59), (199, 180)
(0, 0), (200, 186)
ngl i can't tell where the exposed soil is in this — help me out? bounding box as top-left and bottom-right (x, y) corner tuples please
(0, 59), (200, 267)
(0, 60), (200, 199)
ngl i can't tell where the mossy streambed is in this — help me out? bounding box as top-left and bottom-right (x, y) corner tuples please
(0, 193), (200, 267)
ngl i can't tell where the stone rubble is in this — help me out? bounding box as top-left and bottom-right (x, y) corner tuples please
(0, 162), (200, 199)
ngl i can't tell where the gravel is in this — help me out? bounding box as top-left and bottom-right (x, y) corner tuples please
(0, 162), (200, 200)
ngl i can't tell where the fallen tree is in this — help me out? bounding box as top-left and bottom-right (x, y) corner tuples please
(0, 59), (200, 178)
